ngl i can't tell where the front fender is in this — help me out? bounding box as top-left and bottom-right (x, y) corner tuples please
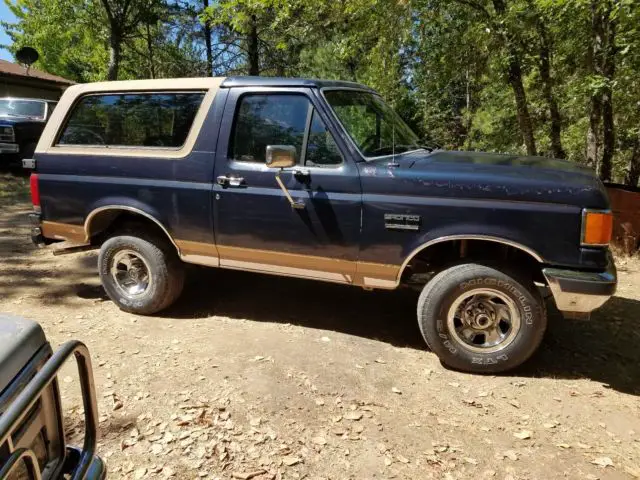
(400, 224), (545, 264)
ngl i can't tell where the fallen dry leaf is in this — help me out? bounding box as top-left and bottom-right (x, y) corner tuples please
(312, 436), (327, 445)
(503, 450), (518, 461)
(231, 470), (266, 480)
(134, 467), (147, 479)
(249, 417), (261, 427)
(591, 457), (614, 468)
(624, 466), (640, 478)
(283, 455), (302, 466)
(343, 411), (363, 421)
(162, 466), (175, 477)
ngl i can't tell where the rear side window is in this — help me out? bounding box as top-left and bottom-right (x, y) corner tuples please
(57, 92), (205, 148)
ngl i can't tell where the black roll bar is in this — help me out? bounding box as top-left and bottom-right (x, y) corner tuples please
(0, 341), (98, 480)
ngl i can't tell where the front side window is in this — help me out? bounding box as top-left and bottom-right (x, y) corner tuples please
(231, 94), (309, 163)
(231, 93), (343, 167)
(0, 99), (46, 120)
(57, 92), (205, 147)
(324, 90), (421, 158)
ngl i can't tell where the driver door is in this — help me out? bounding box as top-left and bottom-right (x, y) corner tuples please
(212, 87), (362, 284)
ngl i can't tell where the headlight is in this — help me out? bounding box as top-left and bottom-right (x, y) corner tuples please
(0, 126), (15, 142)
(581, 209), (613, 246)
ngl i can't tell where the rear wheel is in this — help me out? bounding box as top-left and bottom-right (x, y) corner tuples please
(417, 263), (546, 373)
(98, 230), (184, 315)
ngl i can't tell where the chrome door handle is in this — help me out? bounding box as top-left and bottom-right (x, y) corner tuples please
(217, 175), (245, 188)
(293, 169), (311, 186)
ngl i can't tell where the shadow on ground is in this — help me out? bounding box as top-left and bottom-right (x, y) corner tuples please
(160, 267), (640, 396)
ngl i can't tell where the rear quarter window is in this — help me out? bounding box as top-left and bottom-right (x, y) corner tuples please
(56, 92), (205, 148)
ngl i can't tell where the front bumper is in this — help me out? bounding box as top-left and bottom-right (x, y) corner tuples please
(0, 142), (19, 154)
(543, 251), (617, 314)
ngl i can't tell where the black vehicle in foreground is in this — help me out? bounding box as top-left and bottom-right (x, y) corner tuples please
(0, 315), (105, 479)
(25, 77), (617, 373)
(0, 98), (57, 164)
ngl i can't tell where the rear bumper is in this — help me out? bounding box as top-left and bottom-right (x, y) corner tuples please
(543, 251), (617, 314)
(29, 212), (47, 247)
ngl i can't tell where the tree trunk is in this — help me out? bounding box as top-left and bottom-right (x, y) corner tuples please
(626, 131), (640, 187)
(599, 2), (616, 182)
(107, 30), (121, 81)
(586, 0), (604, 170)
(600, 87), (614, 182)
(507, 51), (537, 156)
(464, 68), (474, 150)
(492, 0), (536, 156)
(247, 15), (259, 75)
(203, 0), (213, 76)
(536, 16), (565, 158)
(587, 96), (602, 168)
(146, 24), (156, 79)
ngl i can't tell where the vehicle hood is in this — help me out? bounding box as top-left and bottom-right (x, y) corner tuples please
(362, 150), (609, 209)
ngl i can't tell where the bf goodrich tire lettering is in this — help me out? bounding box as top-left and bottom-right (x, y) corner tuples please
(98, 230), (185, 315)
(417, 263), (547, 373)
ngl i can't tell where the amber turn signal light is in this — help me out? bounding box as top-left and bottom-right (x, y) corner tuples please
(581, 210), (613, 246)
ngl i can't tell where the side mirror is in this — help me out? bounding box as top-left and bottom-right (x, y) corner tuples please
(265, 145), (304, 209)
(266, 145), (297, 169)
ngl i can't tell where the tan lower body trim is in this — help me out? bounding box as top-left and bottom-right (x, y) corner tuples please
(178, 242), (399, 289)
(216, 245), (355, 274)
(41, 221), (86, 243)
(355, 261), (400, 288)
(221, 258), (352, 284)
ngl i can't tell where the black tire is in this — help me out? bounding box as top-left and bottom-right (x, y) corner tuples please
(98, 229), (185, 315)
(417, 263), (546, 373)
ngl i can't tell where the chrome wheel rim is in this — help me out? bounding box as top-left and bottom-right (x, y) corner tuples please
(110, 249), (152, 297)
(447, 288), (521, 353)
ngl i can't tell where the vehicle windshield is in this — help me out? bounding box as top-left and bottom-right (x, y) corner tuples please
(324, 90), (421, 158)
(0, 99), (46, 120)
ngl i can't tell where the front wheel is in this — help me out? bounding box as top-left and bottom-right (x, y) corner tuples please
(98, 231), (185, 315)
(417, 263), (546, 373)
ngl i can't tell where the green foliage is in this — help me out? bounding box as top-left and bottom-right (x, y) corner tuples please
(2, 0), (107, 81)
(2, 0), (640, 184)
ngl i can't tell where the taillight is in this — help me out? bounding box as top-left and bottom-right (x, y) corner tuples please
(30, 173), (40, 209)
(581, 209), (613, 246)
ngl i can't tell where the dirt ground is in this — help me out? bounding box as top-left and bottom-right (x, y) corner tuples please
(1, 171), (639, 480)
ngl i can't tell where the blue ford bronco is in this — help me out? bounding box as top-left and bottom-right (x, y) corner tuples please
(24, 77), (617, 373)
